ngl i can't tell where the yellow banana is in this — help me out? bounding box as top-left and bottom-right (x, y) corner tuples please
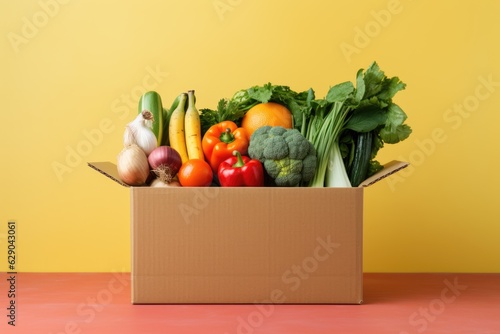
(184, 90), (204, 160)
(168, 93), (189, 163)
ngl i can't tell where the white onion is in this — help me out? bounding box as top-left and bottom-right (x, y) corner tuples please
(150, 178), (181, 187)
(117, 144), (150, 186)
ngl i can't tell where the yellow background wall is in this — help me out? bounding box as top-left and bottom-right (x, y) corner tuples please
(1, 0), (499, 272)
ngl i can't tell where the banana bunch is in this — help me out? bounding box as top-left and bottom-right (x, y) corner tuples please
(168, 90), (204, 164)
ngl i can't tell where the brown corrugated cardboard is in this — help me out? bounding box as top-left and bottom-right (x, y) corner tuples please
(88, 160), (408, 304)
(358, 161), (409, 187)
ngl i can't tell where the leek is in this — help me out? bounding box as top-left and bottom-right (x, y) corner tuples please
(325, 141), (352, 187)
(306, 82), (354, 187)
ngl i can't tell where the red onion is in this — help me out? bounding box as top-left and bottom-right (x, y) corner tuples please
(148, 146), (182, 182)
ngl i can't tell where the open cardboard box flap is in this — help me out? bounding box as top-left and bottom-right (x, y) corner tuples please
(358, 160), (409, 187)
(88, 161), (130, 187)
(88, 160), (409, 188)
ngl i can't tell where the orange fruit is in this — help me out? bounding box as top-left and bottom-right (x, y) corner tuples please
(241, 102), (293, 137)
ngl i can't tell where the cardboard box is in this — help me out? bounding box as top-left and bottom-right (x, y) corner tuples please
(89, 160), (408, 304)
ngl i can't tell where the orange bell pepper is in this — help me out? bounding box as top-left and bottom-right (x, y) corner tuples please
(202, 121), (250, 172)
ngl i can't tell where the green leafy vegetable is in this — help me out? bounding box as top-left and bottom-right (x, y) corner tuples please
(199, 98), (247, 134)
(344, 63), (411, 185)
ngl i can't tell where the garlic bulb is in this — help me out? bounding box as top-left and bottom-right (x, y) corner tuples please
(124, 110), (158, 156)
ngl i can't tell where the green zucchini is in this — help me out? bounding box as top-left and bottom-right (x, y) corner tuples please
(138, 91), (163, 146)
(348, 131), (373, 187)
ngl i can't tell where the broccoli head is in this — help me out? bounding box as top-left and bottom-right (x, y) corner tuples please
(248, 126), (317, 186)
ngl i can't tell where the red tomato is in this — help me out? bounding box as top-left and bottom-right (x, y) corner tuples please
(178, 159), (213, 187)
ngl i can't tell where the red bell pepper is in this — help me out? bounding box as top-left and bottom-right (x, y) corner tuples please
(218, 151), (264, 187)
